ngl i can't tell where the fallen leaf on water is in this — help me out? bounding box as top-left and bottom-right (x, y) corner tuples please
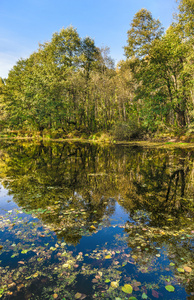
(75, 292), (82, 299)
(152, 290), (159, 298)
(104, 255), (111, 259)
(17, 284), (24, 291)
(90, 225), (96, 230)
(165, 285), (175, 292)
(133, 281), (141, 287)
(142, 293), (148, 299)
(177, 268), (185, 273)
(184, 266), (192, 273)
(110, 281), (119, 288)
(52, 294), (58, 299)
(122, 284), (133, 294)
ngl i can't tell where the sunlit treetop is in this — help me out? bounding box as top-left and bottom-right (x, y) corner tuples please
(124, 8), (164, 59)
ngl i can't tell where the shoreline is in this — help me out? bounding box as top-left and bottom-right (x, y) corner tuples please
(0, 135), (194, 149)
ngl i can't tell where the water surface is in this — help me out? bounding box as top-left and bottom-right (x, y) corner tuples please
(0, 141), (193, 299)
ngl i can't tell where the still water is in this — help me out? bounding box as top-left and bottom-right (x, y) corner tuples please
(0, 141), (193, 299)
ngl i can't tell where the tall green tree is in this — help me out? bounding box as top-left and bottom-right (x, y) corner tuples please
(124, 8), (164, 59)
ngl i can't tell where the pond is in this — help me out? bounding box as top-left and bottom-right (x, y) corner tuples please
(0, 141), (193, 300)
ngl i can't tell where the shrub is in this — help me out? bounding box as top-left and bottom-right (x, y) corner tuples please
(112, 119), (142, 141)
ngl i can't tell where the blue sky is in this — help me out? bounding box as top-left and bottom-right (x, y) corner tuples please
(0, 0), (178, 78)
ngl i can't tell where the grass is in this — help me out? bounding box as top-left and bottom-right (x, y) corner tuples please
(0, 130), (194, 148)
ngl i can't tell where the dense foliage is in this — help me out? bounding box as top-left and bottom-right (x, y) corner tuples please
(0, 0), (193, 139)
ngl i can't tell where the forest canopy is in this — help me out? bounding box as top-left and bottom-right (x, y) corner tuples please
(0, 0), (193, 140)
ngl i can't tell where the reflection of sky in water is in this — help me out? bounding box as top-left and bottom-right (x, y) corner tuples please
(0, 183), (9, 198)
(109, 201), (130, 225)
(0, 183), (17, 211)
(0, 142), (193, 299)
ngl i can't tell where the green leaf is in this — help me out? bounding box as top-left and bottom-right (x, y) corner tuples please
(177, 268), (184, 273)
(122, 284), (133, 294)
(142, 293), (148, 299)
(105, 279), (110, 283)
(21, 249), (28, 254)
(165, 285), (175, 292)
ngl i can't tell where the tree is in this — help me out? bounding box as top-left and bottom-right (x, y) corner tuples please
(124, 8), (164, 59)
(148, 25), (192, 128)
(176, 0), (194, 37)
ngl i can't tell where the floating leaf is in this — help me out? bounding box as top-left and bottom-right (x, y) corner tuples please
(105, 279), (110, 283)
(104, 255), (111, 259)
(165, 285), (175, 292)
(32, 272), (39, 278)
(128, 297), (137, 300)
(142, 293), (148, 299)
(21, 249), (28, 254)
(122, 284), (133, 294)
(152, 290), (159, 298)
(184, 266), (192, 273)
(133, 281), (141, 287)
(75, 293), (82, 299)
(53, 294), (58, 299)
(90, 225), (96, 230)
(111, 281), (119, 288)
(177, 268), (184, 273)
(170, 262), (175, 266)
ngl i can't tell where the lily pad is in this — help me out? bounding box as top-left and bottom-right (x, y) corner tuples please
(165, 285), (175, 292)
(122, 284), (133, 294)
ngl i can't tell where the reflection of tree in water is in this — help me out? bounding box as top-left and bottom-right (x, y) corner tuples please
(123, 220), (194, 297)
(0, 141), (193, 295)
(0, 141), (193, 237)
(120, 148), (194, 227)
(0, 141), (118, 244)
